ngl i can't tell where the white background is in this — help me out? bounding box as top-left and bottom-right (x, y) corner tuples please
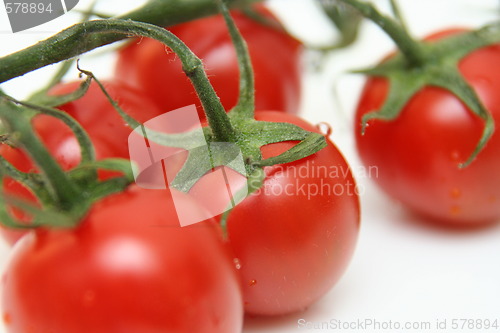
(1, 1), (500, 332)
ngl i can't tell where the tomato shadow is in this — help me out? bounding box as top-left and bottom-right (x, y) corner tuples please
(397, 207), (500, 235)
(242, 301), (327, 331)
(361, 183), (500, 234)
(242, 288), (350, 331)
(243, 311), (301, 331)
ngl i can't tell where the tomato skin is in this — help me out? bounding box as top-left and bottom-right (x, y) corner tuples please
(115, 6), (302, 117)
(223, 111), (360, 315)
(0, 81), (165, 244)
(1, 186), (243, 333)
(49, 80), (165, 162)
(0, 115), (75, 245)
(1, 80), (164, 173)
(355, 29), (500, 225)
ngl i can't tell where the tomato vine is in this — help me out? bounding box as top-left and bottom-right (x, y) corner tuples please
(338, 0), (500, 167)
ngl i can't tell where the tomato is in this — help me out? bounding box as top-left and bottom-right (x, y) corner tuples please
(115, 6), (302, 118)
(1, 113), (82, 244)
(0, 81), (165, 244)
(1, 80), (164, 174)
(354, 29), (500, 225)
(1, 186), (243, 333)
(49, 80), (165, 163)
(212, 111), (360, 315)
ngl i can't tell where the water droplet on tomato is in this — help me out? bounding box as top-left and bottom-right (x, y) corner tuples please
(315, 122), (332, 137)
(450, 205), (462, 216)
(476, 76), (492, 87)
(249, 279), (257, 286)
(450, 150), (461, 162)
(2, 313), (11, 325)
(450, 188), (461, 199)
(233, 258), (241, 270)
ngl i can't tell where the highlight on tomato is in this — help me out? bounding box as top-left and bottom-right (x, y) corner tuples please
(1, 186), (244, 333)
(0, 1), (361, 330)
(223, 111), (360, 315)
(0, 80), (165, 244)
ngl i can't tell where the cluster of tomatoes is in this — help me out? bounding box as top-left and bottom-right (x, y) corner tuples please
(2, 1), (500, 332)
(355, 28), (500, 226)
(0, 6), (360, 333)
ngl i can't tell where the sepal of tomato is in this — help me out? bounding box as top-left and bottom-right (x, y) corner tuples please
(115, 5), (302, 118)
(49, 80), (165, 161)
(0, 81), (165, 244)
(355, 29), (500, 225)
(220, 111), (360, 315)
(1, 186), (243, 333)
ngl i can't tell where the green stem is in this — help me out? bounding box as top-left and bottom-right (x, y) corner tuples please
(28, 1), (97, 100)
(218, 0), (255, 118)
(65, 19), (235, 142)
(29, 74), (93, 108)
(389, 0), (408, 33)
(0, 0), (262, 84)
(338, 0), (426, 67)
(0, 101), (81, 211)
(80, 68), (211, 149)
(0, 156), (52, 205)
(253, 132), (326, 167)
(2, 94), (96, 164)
(0, 191), (74, 228)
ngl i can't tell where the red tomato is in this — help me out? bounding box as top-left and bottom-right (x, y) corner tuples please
(2, 80), (164, 174)
(0, 81), (165, 244)
(1, 186), (243, 333)
(355, 29), (500, 225)
(115, 6), (302, 118)
(218, 111), (360, 315)
(49, 80), (165, 163)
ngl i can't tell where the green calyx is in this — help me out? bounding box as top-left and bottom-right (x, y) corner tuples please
(168, 117), (326, 193)
(88, 0), (327, 193)
(170, 0), (326, 191)
(0, 88), (134, 229)
(339, 0), (498, 168)
(0, 0), (327, 231)
(0, 0), (264, 85)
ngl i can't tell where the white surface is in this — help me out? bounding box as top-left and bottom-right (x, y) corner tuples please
(1, 1), (500, 333)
